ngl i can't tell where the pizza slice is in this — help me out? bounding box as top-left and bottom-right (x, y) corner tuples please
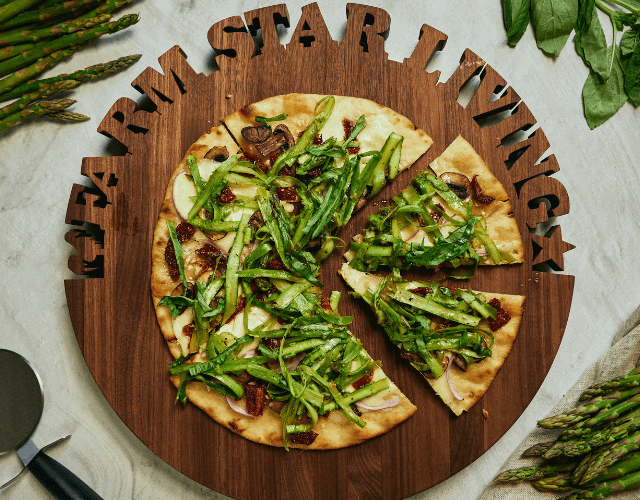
(222, 93), (433, 220)
(345, 135), (524, 276)
(339, 263), (525, 415)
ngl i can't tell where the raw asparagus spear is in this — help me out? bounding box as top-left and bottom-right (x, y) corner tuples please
(561, 411), (640, 457)
(494, 462), (577, 482)
(532, 475), (575, 492)
(0, 0), (98, 30)
(0, 14), (111, 47)
(581, 373), (640, 401)
(76, 0), (133, 20)
(0, 98), (74, 132)
(579, 430), (640, 485)
(560, 393), (640, 441)
(571, 470), (640, 498)
(0, 0), (41, 25)
(539, 387), (640, 429)
(585, 451), (640, 485)
(0, 45), (77, 94)
(0, 53), (140, 101)
(522, 441), (556, 457)
(0, 79), (78, 119)
(44, 110), (89, 121)
(0, 14), (139, 77)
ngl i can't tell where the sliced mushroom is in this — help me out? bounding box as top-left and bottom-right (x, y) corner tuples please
(204, 145), (229, 162)
(450, 353), (468, 372)
(171, 281), (196, 298)
(196, 269), (215, 286)
(439, 172), (472, 200)
(273, 124), (295, 150)
(241, 125), (271, 143)
(254, 136), (285, 158)
(249, 210), (264, 229)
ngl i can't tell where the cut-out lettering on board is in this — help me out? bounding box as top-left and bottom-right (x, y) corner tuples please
(67, 2), (572, 277)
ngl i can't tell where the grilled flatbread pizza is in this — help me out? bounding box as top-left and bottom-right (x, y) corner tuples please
(345, 135), (524, 276)
(151, 94), (432, 448)
(339, 264), (525, 416)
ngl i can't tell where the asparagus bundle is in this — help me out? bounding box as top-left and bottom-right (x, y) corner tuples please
(494, 365), (640, 499)
(0, 0), (142, 135)
(0, 98), (75, 132)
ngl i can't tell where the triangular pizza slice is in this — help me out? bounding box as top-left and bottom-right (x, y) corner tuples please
(222, 93), (433, 222)
(345, 135), (524, 275)
(339, 263), (525, 415)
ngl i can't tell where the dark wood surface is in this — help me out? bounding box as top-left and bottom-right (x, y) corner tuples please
(64, 4), (575, 499)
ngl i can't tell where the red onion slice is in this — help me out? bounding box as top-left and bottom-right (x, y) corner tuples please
(356, 396), (400, 411)
(225, 395), (258, 418)
(241, 348), (257, 359)
(445, 357), (464, 401)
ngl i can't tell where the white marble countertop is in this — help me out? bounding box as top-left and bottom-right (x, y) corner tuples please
(1, 1), (639, 499)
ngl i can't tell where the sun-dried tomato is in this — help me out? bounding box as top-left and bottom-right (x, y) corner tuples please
(342, 119), (360, 154)
(352, 370), (374, 390)
(320, 296), (332, 311)
(175, 222), (195, 242)
(408, 287), (431, 297)
(276, 186), (299, 202)
(488, 298), (511, 331)
(244, 384), (266, 417)
(164, 242), (179, 281)
(289, 431), (318, 446)
(471, 175), (496, 205)
(267, 256), (286, 270)
(196, 242), (227, 269)
(269, 150), (285, 164)
(262, 337), (281, 350)
(219, 186), (236, 204)
(279, 164), (294, 177)
(429, 203), (445, 224)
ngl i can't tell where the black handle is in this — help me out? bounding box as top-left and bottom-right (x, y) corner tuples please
(27, 450), (104, 500)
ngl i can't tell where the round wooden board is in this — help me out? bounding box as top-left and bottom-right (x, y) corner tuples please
(64, 4), (575, 499)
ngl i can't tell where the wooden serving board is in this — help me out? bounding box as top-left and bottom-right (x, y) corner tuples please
(64, 4), (575, 499)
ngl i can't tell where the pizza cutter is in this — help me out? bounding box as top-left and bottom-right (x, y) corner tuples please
(0, 349), (104, 500)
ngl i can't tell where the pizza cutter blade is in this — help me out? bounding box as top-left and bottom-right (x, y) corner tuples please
(0, 349), (104, 500)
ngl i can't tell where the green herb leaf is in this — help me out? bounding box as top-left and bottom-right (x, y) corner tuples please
(532, 0), (579, 56)
(624, 40), (640, 104)
(621, 27), (640, 56)
(255, 113), (288, 127)
(583, 46), (629, 128)
(506, 0), (532, 46)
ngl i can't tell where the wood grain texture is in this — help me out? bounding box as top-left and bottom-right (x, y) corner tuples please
(63, 3), (575, 499)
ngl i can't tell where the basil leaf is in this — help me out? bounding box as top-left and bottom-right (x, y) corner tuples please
(624, 41), (640, 105)
(575, 3), (608, 76)
(157, 295), (195, 318)
(621, 27), (640, 56)
(255, 113), (288, 126)
(532, 0), (579, 56)
(506, 0), (531, 46)
(583, 46), (628, 129)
